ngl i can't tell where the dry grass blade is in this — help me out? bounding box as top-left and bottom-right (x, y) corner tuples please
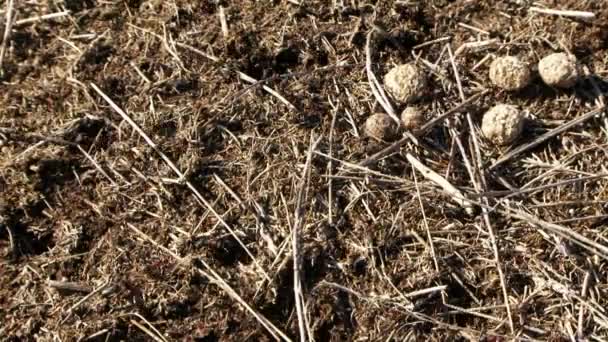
(129, 319), (166, 342)
(578, 271), (592, 338)
(504, 207), (608, 260)
(529, 6), (596, 21)
(293, 133), (320, 342)
(412, 169), (439, 272)
(365, 30), (399, 123)
(407, 153), (474, 215)
(47, 280), (92, 294)
(0, 0), (14, 74)
(61, 281), (110, 324)
(490, 106), (607, 170)
(14, 10), (70, 26)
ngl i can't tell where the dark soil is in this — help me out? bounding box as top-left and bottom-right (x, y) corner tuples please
(2, 0), (608, 341)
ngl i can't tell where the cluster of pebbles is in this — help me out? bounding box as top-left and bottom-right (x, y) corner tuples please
(365, 52), (580, 146)
(364, 63), (428, 141)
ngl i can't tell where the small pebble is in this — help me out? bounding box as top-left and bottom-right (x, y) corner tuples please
(401, 107), (424, 131)
(538, 53), (579, 88)
(365, 113), (397, 140)
(383, 63), (428, 104)
(481, 104), (525, 146)
(489, 56), (531, 91)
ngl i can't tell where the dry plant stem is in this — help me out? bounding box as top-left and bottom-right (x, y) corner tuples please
(61, 281), (110, 323)
(90, 83), (272, 284)
(76, 144), (119, 187)
(328, 111), (337, 225)
(407, 153), (474, 215)
(0, 0), (14, 74)
(129, 319), (166, 342)
(365, 30), (399, 123)
(448, 37), (514, 331)
(14, 10), (70, 26)
(293, 133), (320, 342)
(529, 7), (596, 20)
(218, 5), (228, 38)
(47, 280), (92, 294)
(577, 271), (591, 338)
(237, 72), (296, 110)
(125, 223), (291, 342)
(412, 170), (439, 272)
(503, 207), (608, 260)
(4, 225), (14, 254)
(454, 39), (498, 57)
(480, 174), (608, 199)
(129, 312), (168, 342)
(490, 106), (607, 170)
(413, 36), (451, 50)
(446, 44), (465, 101)
(466, 110), (514, 333)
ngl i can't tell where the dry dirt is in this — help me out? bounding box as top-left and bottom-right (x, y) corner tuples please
(1, 0), (608, 341)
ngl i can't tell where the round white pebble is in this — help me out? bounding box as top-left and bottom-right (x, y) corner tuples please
(538, 53), (579, 88)
(489, 56), (531, 91)
(401, 107), (424, 131)
(365, 113), (397, 140)
(383, 63), (428, 104)
(481, 104), (524, 146)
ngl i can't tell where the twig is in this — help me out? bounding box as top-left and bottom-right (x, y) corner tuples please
(218, 5), (228, 39)
(61, 281), (110, 323)
(407, 153), (474, 215)
(76, 144), (119, 187)
(130, 319), (165, 342)
(0, 0), (14, 74)
(457, 22), (489, 35)
(454, 39), (498, 57)
(14, 10), (70, 26)
(477, 174), (608, 199)
(503, 207), (608, 260)
(365, 30), (399, 124)
(413, 36), (451, 50)
(529, 7), (595, 21)
(47, 280), (92, 294)
(412, 169), (439, 272)
(489, 106), (607, 170)
(328, 109), (337, 225)
(577, 271), (592, 339)
(451, 36), (514, 329)
(446, 44), (465, 102)
(293, 133), (320, 342)
(3, 225), (14, 256)
(237, 72), (297, 110)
